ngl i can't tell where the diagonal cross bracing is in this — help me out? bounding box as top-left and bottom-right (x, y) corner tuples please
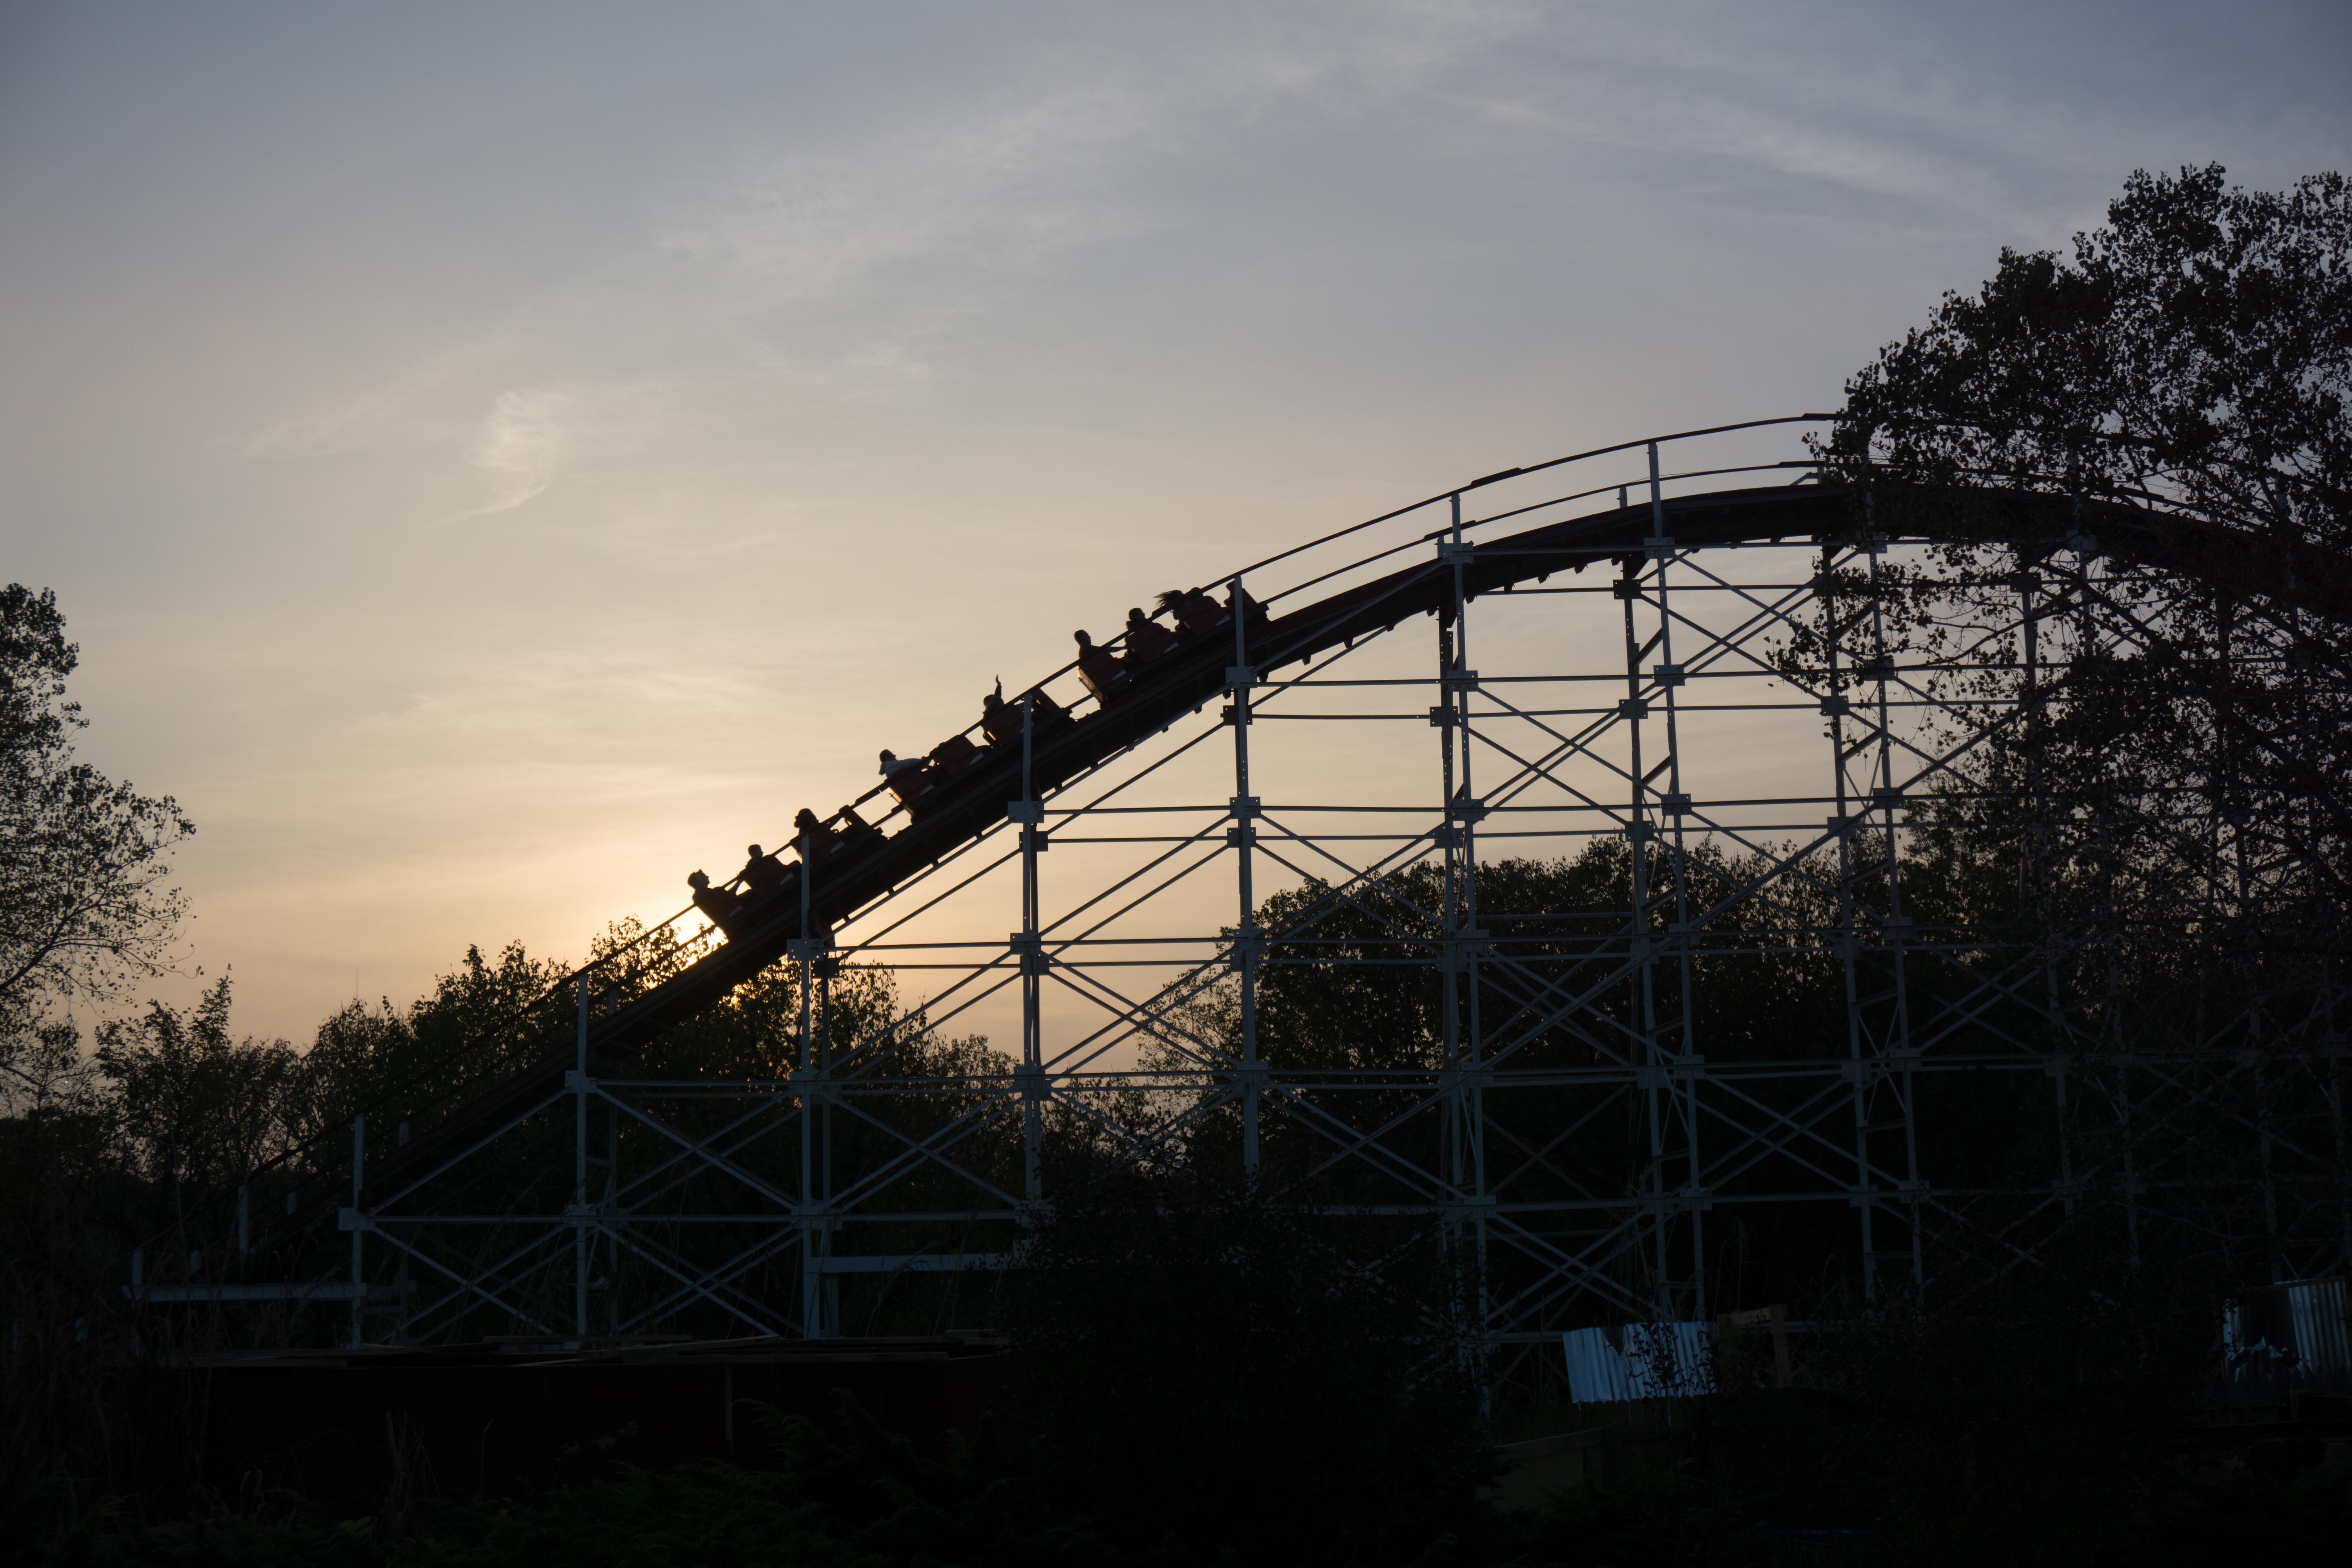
(202, 421), (2343, 1370)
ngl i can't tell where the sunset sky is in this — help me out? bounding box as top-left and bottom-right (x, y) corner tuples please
(4, 1), (2346, 1044)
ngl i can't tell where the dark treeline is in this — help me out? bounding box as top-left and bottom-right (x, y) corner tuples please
(0, 919), (1026, 1508)
(2, 941), (558, 1517)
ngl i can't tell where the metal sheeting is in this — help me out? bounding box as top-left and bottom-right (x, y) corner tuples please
(2223, 1277), (2351, 1391)
(2286, 1278), (2351, 1386)
(1563, 1328), (1634, 1403)
(1562, 1322), (1718, 1402)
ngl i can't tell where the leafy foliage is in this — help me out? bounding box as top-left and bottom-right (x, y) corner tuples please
(0, 585), (193, 1091)
(1811, 163), (2352, 909)
(1828, 163), (2350, 549)
(97, 980), (302, 1203)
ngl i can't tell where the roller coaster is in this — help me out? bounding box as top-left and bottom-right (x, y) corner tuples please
(138, 414), (2352, 1406)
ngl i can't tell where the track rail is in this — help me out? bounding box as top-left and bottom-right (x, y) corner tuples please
(312, 474), (2338, 1233)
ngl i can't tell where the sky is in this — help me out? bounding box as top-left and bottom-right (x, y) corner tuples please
(3, 0), (2346, 1045)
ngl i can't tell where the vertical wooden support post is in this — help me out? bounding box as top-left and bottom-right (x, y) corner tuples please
(1230, 576), (1261, 1181)
(2029, 555), (2079, 1230)
(797, 833), (821, 1336)
(1437, 524), (1460, 1219)
(349, 1113), (365, 1347)
(798, 838), (814, 1069)
(1820, 542), (1877, 1302)
(606, 1111), (621, 1336)
(574, 973), (589, 1342)
(1621, 465), (1670, 1314)
(1440, 490), (1492, 1383)
(1647, 441), (1706, 1320)
(1019, 692), (1044, 1203)
(1862, 502), (1923, 1290)
(2067, 544), (2140, 1271)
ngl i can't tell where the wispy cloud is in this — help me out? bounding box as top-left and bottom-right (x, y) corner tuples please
(1433, 2), (2271, 236)
(446, 379), (669, 523)
(239, 0), (1543, 520)
(246, 338), (504, 457)
(233, 0), (2312, 544)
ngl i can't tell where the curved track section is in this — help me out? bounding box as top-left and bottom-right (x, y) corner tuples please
(149, 419), (2350, 1391)
(350, 472), (2336, 1198)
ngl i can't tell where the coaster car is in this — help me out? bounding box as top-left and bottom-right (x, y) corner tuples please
(1073, 630), (1127, 705)
(1121, 607), (1178, 667)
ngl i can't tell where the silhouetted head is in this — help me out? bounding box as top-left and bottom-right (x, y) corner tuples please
(746, 844), (763, 860)
(1074, 629), (1092, 650)
(1127, 607), (1148, 627)
(1156, 588), (1187, 614)
(878, 749), (897, 770)
(688, 869), (710, 891)
(794, 809), (821, 832)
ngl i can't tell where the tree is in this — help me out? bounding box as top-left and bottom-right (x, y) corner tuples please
(1807, 166), (2352, 1289)
(1815, 166), (2352, 902)
(95, 978), (300, 1219)
(1828, 164), (2349, 550)
(0, 586), (194, 1079)
(1814, 165), (2351, 991)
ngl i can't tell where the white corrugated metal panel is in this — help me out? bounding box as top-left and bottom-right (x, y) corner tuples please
(2287, 1278), (2350, 1384)
(2223, 1278), (2350, 1392)
(1561, 1322), (1718, 1402)
(1562, 1327), (1633, 1403)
